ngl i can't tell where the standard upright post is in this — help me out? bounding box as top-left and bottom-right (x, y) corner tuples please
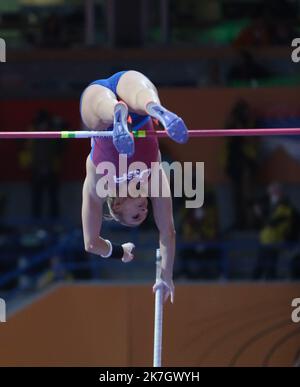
(153, 248), (163, 367)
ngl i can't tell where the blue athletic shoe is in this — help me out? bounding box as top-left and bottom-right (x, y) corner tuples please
(146, 103), (189, 144)
(112, 102), (135, 157)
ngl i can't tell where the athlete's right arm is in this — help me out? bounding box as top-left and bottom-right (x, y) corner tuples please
(81, 156), (134, 262)
(81, 154), (109, 256)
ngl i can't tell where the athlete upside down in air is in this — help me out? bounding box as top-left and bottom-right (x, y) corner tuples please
(80, 70), (189, 303)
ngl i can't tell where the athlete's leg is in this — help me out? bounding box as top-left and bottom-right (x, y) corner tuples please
(80, 84), (120, 130)
(80, 83), (134, 156)
(116, 70), (160, 115)
(117, 70), (188, 144)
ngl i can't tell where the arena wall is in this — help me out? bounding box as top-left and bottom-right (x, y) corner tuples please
(0, 283), (299, 367)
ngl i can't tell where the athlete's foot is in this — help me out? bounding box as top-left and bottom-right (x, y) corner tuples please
(112, 102), (135, 156)
(146, 102), (189, 144)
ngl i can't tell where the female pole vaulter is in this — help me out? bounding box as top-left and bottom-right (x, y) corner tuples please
(80, 70), (189, 303)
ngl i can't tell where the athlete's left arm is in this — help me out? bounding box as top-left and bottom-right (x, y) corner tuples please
(150, 155), (176, 303)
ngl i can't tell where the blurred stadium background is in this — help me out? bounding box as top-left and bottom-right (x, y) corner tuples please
(0, 0), (300, 366)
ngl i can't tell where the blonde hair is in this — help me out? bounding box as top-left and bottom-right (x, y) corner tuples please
(105, 197), (118, 221)
(105, 196), (127, 225)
